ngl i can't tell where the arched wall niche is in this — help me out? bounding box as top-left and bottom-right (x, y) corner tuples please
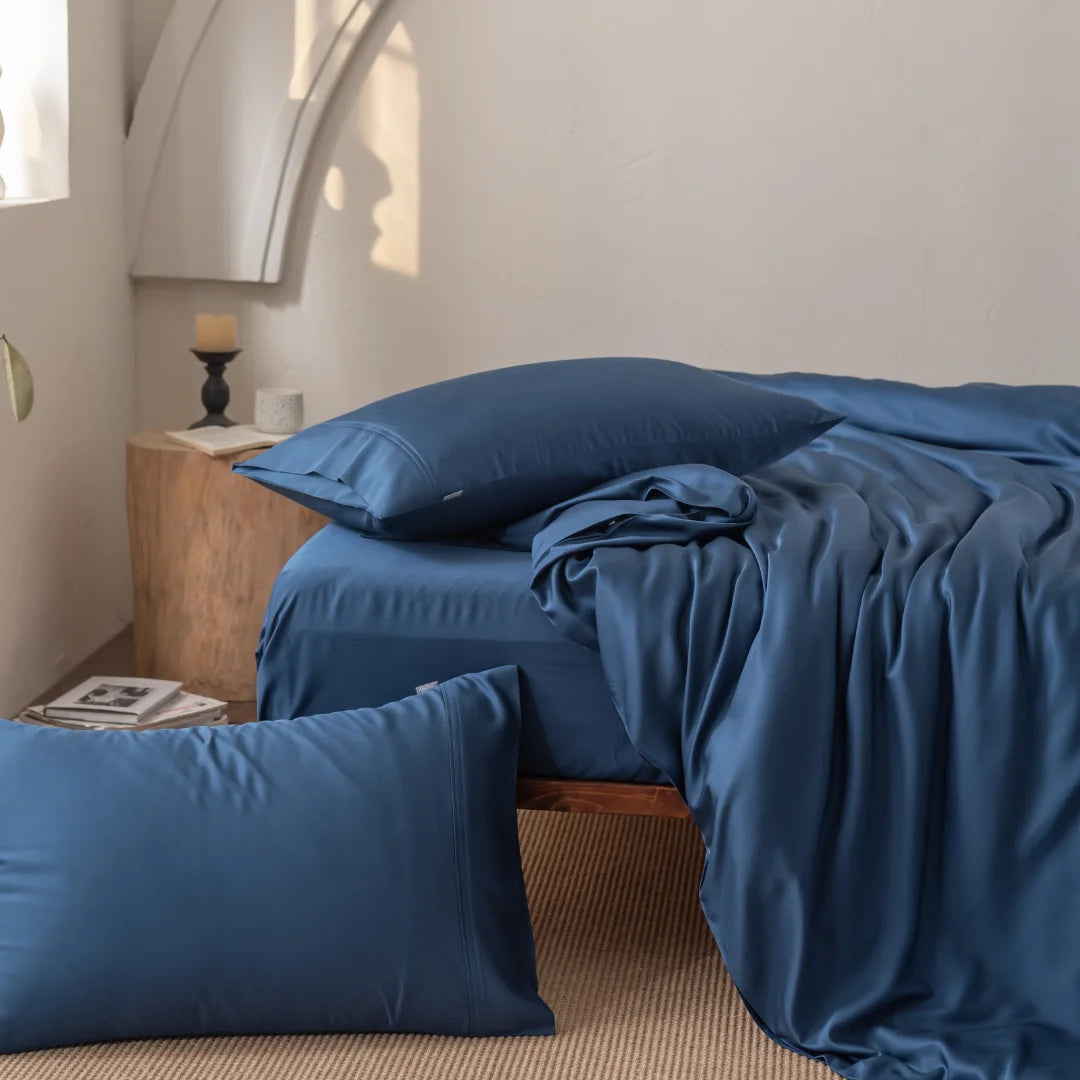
(126, 0), (392, 283)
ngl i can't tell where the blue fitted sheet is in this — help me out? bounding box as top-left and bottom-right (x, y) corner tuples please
(256, 524), (662, 783)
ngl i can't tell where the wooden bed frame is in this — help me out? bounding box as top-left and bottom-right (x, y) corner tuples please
(516, 778), (690, 819)
(42, 658), (687, 821)
(225, 687), (687, 820)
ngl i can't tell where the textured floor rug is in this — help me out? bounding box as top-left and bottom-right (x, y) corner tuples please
(0, 810), (831, 1080)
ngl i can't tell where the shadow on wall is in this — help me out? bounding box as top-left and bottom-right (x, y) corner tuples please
(362, 20), (421, 280)
(143, 0), (428, 429)
(278, 2), (426, 405)
(306, 9), (421, 280)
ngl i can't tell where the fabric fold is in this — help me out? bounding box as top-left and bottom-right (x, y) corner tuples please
(530, 375), (1080, 1079)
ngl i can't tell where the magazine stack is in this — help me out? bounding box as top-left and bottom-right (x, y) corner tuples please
(18, 677), (228, 730)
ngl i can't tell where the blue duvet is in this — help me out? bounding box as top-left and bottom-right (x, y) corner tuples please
(526, 374), (1080, 1079)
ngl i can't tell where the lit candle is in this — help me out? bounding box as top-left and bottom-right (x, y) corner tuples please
(195, 314), (238, 353)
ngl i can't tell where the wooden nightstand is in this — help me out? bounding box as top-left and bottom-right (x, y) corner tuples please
(126, 431), (326, 701)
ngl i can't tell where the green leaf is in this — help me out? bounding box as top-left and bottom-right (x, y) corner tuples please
(2, 335), (34, 423)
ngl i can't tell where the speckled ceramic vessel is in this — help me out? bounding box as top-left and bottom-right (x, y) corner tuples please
(254, 388), (304, 435)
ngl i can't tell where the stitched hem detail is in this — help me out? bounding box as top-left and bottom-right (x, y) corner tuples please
(442, 686), (476, 1035)
(323, 421), (439, 496)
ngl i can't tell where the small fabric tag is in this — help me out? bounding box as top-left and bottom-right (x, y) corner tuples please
(442, 490), (464, 502)
(415, 681), (440, 694)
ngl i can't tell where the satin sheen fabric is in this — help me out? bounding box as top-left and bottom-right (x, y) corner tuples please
(0, 668), (553, 1053)
(233, 357), (840, 539)
(256, 524), (663, 782)
(529, 375), (1080, 1079)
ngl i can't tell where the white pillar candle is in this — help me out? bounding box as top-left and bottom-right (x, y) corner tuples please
(195, 314), (238, 352)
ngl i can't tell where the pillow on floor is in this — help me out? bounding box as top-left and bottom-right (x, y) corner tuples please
(233, 357), (841, 539)
(0, 667), (553, 1054)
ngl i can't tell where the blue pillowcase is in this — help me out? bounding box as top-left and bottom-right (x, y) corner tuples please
(234, 357), (841, 539)
(0, 668), (553, 1053)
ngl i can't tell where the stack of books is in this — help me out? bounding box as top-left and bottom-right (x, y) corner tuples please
(18, 677), (228, 731)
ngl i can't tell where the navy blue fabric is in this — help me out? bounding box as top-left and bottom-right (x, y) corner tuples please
(528, 374), (1080, 1079)
(256, 523), (662, 783)
(233, 357), (841, 539)
(0, 668), (553, 1053)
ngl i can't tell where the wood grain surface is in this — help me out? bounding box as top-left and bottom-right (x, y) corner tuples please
(516, 777), (690, 819)
(126, 431), (326, 700)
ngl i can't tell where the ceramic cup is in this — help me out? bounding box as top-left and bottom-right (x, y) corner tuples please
(255, 388), (304, 435)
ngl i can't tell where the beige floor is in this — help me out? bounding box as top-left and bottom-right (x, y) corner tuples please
(0, 811), (834, 1080)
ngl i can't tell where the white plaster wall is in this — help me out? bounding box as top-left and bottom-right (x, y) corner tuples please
(133, 0), (1080, 433)
(0, 0), (134, 714)
(126, 0), (175, 122)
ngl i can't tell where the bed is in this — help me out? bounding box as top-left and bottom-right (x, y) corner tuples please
(256, 523), (689, 816)
(249, 365), (1080, 1076)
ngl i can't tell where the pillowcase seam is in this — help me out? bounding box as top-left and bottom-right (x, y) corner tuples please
(441, 685), (477, 1035)
(238, 467), (379, 518)
(322, 421), (439, 498)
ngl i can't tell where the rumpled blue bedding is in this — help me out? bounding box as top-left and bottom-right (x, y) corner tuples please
(527, 373), (1080, 1079)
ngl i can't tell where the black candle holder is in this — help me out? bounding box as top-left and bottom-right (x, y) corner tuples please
(189, 349), (240, 429)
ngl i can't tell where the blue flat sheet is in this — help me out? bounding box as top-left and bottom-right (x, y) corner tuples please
(527, 373), (1080, 1079)
(256, 524), (661, 783)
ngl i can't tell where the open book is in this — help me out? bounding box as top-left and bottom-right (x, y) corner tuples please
(165, 426), (291, 457)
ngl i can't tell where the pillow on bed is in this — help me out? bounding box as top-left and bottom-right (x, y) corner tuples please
(0, 667), (553, 1054)
(233, 357), (841, 539)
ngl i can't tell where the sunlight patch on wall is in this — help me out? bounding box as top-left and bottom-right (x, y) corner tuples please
(324, 164), (347, 210)
(358, 21), (420, 278)
(290, 0), (370, 101)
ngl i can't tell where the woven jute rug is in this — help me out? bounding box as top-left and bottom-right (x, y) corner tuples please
(0, 810), (831, 1080)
